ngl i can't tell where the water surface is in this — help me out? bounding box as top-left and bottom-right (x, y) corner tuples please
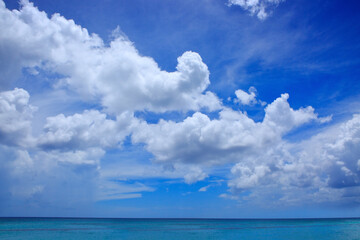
(1, 218), (359, 239)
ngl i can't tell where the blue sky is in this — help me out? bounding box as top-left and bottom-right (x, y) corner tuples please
(0, 0), (360, 218)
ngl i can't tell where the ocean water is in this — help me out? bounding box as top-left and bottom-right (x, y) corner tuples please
(0, 218), (360, 240)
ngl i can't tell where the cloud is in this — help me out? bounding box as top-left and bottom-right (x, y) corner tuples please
(38, 110), (138, 150)
(0, 145), (98, 213)
(325, 115), (360, 189)
(184, 167), (208, 184)
(229, 164), (270, 189)
(0, 145), (156, 215)
(0, 88), (36, 147)
(0, 88), (151, 211)
(0, 0), (221, 114)
(263, 93), (320, 134)
(199, 180), (224, 192)
(234, 87), (257, 105)
(97, 181), (154, 201)
(35, 148), (105, 166)
(199, 185), (210, 192)
(132, 93), (322, 178)
(228, 0), (285, 20)
(225, 114), (360, 205)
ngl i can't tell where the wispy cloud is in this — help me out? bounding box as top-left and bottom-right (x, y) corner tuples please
(228, 0), (285, 20)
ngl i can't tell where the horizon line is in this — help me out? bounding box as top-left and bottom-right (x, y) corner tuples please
(1, 217), (360, 220)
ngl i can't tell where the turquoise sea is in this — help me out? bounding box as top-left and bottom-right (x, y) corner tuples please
(1, 218), (360, 239)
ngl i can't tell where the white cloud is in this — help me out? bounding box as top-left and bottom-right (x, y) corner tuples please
(132, 93), (322, 184)
(229, 164), (270, 190)
(0, 0), (221, 114)
(38, 110), (138, 150)
(199, 185), (210, 192)
(325, 114), (360, 189)
(263, 93), (319, 134)
(234, 87), (257, 105)
(97, 181), (154, 201)
(199, 180), (224, 192)
(36, 148), (105, 166)
(184, 167), (208, 184)
(225, 114), (360, 205)
(219, 193), (239, 200)
(228, 0), (285, 20)
(0, 88), (36, 147)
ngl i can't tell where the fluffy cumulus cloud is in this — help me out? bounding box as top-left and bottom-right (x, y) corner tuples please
(263, 93), (326, 134)
(0, 0), (221, 113)
(234, 87), (257, 105)
(229, 164), (270, 189)
(228, 0), (285, 20)
(132, 93), (321, 167)
(226, 114), (360, 205)
(0, 88), (36, 147)
(325, 115), (360, 189)
(38, 110), (138, 150)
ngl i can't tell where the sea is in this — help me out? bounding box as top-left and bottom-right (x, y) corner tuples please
(0, 218), (360, 239)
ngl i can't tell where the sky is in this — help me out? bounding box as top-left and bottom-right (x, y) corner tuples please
(0, 0), (360, 218)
